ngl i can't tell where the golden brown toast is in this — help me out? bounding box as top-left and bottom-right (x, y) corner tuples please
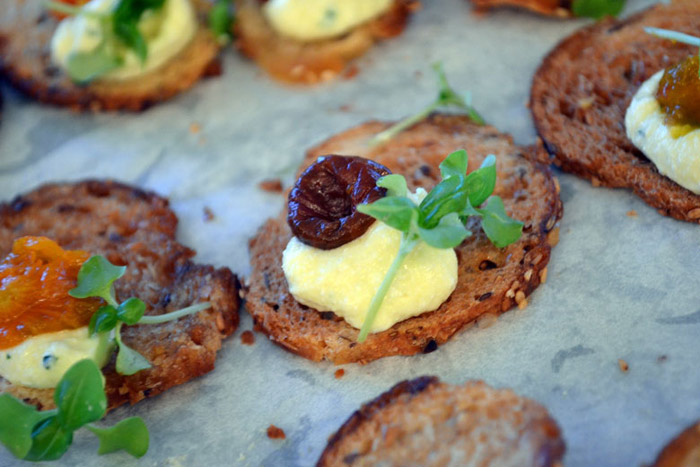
(654, 420), (700, 467)
(0, 180), (240, 410)
(247, 114), (562, 364)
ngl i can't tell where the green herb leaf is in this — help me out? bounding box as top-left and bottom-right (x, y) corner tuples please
(0, 395), (54, 459)
(89, 305), (119, 336)
(419, 176), (468, 228)
(112, 0), (166, 62)
(54, 360), (107, 431)
(115, 324), (151, 375)
(65, 47), (122, 84)
(357, 197), (417, 233)
(209, 0), (234, 43)
(571, 0), (625, 19)
(464, 154), (497, 207)
(418, 213), (471, 249)
(117, 298), (146, 325)
(87, 417), (149, 458)
(439, 149), (468, 179)
(23, 417), (73, 462)
(377, 174), (408, 198)
(69, 256), (125, 305)
(475, 196), (524, 248)
(114, 20), (147, 62)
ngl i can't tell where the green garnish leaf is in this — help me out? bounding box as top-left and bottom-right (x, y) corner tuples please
(0, 395), (54, 459)
(419, 177), (468, 229)
(209, 0), (234, 44)
(23, 417), (73, 462)
(65, 48), (122, 84)
(417, 213), (471, 249)
(571, 0), (625, 19)
(69, 255), (125, 305)
(377, 174), (408, 197)
(115, 324), (151, 375)
(439, 149), (468, 179)
(645, 28), (700, 78)
(117, 297), (146, 325)
(112, 0), (166, 63)
(475, 196), (524, 248)
(465, 154), (497, 207)
(357, 196), (416, 233)
(89, 305), (119, 336)
(87, 417), (149, 458)
(54, 360), (107, 431)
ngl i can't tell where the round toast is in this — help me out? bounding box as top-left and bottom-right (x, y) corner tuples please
(0, 0), (221, 111)
(317, 376), (565, 466)
(470, 0), (572, 17)
(530, 0), (700, 223)
(247, 114), (563, 364)
(0, 180), (240, 410)
(233, 0), (417, 84)
(654, 420), (700, 467)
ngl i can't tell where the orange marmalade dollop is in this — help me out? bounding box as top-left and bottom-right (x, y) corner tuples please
(0, 237), (101, 350)
(656, 55), (700, 127)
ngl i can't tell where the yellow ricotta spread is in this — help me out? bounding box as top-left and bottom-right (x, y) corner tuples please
(262, 0), (393, 42)
(625, 70), (700, 194)
(50, 0), (196, 81)
(0, 328), (113, 389)
(282, 190), (458, 334)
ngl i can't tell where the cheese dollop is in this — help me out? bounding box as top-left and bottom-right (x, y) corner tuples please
(50, 0), (196, 81)
(625, 70), (700, 194)
(0, 328), (113, 389)
(262, 0), (392, 42)
(282, 190), (458, 334)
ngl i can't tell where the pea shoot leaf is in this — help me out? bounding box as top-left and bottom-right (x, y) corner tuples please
(439, 149), (468, 179)
(54, 359), (107, 431)
(87, 417), (149, 458)
(69, 255), (125, 304)
(465, 154), (496, 207)
(209, 0), (234, 43)
(357, 197), (416, 233)
(89, 305), (119, 336)
(116, 340), (152, 376)
(65, 47), (122, 84)
(117, 298), (146, 325)
(377, 174), (408, 197)
(418, 213), (471, 249)
(475, 196), (524, 248)
(571, 0), (625, 19)
(0, 395), (54, 459)
(112, 0), (166, 63)
(23, 417), (73, 462)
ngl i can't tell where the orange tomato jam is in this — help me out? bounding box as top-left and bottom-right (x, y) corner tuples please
(50, 0), (90, 20)
(656, 55), (700, 127)
(0, 237), (101, 350)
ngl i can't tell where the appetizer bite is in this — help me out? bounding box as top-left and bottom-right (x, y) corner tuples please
(234, 0), (418, 84)
(0, 181), (239, 459)
(653, 419), (700, 467)
(470, 0), (625, 19)
(317, 376), (565, 466)
(530, 0), (700, 222)
(0, 0), (225, 111)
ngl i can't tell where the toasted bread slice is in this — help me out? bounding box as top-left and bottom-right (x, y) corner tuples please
(233, 0), (417, 84)
(654, 420), (700, 467)
(317, 376), (565, 466)
(0, 180), (240, 410)
(247, 114), (562, 364)
(530, 0), (700, 223)
(470, 0), (572, 17)
(0, 0), (221, 111)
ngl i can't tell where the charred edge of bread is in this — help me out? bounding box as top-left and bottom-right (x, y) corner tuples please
(653, 420), (700, 467)
(470, 0), (573, 17)
(0, 1), (221, 112)
(529, 0), (700, 223)
(0, 180), (240, 411)
(233, 0), (417, 84)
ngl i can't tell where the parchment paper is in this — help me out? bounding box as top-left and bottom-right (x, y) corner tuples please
(2, 1), (698, 466)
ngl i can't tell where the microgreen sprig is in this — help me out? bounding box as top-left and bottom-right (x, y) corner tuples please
(69, 255), (211, 375)
(0, 359), (149, 461)
(645, 27), (700, 78)
(571, 0), (625, 20)
(355, 149), (523, 342)
(209, 0), (235, 44)
(368, 63), (485, 148)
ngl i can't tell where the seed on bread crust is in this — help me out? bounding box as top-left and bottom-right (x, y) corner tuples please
(0, 180), (240, 410)
(317, 376), (565, 466)
(247, 114), (563, 364)
(233, 0), (417, 84)
(654, 420), (700, 467)
(530, 0), (700, 223)
(0, 0), (221, 111)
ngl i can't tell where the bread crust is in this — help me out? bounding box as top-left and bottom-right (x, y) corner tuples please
(530, 0), (700, 223)
(317, 376), (565, 466)
(247, 114), (563, 364)
(654, 420), (700, 467)
(470, 0), (572, 17)
(233, 0), (417, 84)
(0, 180), (240, 410)
(0, 0), (221, 111)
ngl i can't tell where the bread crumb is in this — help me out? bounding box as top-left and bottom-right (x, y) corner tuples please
(259, 179), (284, 194)
(189, 123), (201, 134)
(343, 65), (360, 80)
(334, 369), (345, 379)
(241, 330), (255, 346)
(591, 177), (601, 187)
(627, 210), (638, 217)
(618, 359), (629, 373)
(338, 104), (352, 112)
(515, 291), (528, 310)
(657, 355), (668, 363)
(267, 425), (286, 440)
(203, 206), (215, 222)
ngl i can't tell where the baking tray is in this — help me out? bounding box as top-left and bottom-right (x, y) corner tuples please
(1, 0), (698, 465)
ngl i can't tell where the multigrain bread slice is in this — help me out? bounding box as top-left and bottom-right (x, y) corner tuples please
(0, 180), (240, 410)
(530, 0), (700, 223)
(317, 376), (565, 466)
(470, 0), (572, 17)
(653, 420), (700, 467)
(233, 0), (417, 84)
(0, 0), (221, 111)
(247, 114), (563, 364)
